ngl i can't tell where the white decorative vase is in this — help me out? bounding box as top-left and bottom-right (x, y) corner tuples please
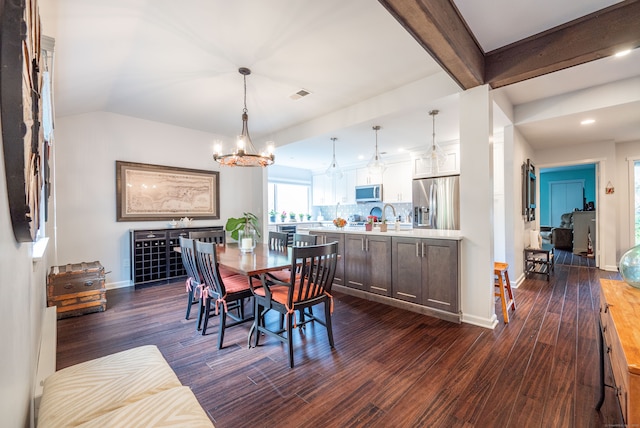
(238, 228), (256, 253)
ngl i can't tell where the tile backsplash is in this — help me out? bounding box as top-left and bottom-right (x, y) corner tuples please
(315, 202), (412, 222)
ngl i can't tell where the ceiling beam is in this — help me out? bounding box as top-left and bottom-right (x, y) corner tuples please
(379, 0), (640, 90)
(486, 1), (640, 88)
(377, 0), (484, 90)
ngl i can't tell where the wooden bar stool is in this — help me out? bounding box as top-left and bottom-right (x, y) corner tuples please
(494, 262), (516, 323)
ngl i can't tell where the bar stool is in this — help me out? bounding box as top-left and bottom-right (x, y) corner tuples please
(494, 262), (516, 323)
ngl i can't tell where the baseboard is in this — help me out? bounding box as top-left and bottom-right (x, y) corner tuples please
(106, 280), (133, 290)
(34, 306), (57, 422)
(461, 312), (498, 329)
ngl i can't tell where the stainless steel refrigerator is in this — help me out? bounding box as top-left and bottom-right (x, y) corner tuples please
(412, 175), (460, 230)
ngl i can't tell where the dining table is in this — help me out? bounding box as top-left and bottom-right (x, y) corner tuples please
(215, 243), (292, 278)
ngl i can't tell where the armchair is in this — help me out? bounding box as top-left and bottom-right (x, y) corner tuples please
(551, 212), (573, 250)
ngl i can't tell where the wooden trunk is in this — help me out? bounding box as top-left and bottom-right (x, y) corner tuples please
(47, 261), (106, 319)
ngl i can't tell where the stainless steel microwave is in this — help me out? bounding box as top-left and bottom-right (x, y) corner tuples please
(355, 184), (382, 203)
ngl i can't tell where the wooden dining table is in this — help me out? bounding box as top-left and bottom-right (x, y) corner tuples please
(215, 243), (292, 277)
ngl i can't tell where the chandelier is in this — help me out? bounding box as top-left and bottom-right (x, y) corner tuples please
(325, 137), (343, 179)
(213, 67), (275, 167)
(367, 125), (385, 176)
(428, 110), (446, 173)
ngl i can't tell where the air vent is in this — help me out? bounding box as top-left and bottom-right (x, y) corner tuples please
(289, 89), (312, 100)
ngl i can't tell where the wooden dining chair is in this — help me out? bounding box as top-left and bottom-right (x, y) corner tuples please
(248, 242), (339, 368)
(267, 231), (289, 251)
(194, 240), (254, 349)
(189, 230), (226, 245)
(292, 233), (317, 247)
(179, 236), (201, 320)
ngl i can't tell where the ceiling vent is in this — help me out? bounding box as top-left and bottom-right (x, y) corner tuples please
(289, 89), (312, 100)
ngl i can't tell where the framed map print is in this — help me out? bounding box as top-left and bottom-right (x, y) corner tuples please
(116, 161), (220, 222)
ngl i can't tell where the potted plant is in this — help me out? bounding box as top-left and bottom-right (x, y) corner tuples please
(306, 213), (312, 221)
(268, 209), (277, 223)
(225, 212), (261, 253)
(280, 211), (287, 222)
(298, 213), (304, 222)
(365, 217), (373, 231)
(289, 211), (296, 221)
(379, 219), (388, 232)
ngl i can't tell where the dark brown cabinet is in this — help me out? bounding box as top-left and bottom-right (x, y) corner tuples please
(392, 237), (459, 314)
(315, 231), (345, 286)
(344, 234), (391, 296)
(130, 226), (223, 286)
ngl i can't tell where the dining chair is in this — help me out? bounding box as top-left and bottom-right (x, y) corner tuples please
(189, 230), (226, 245)
(179, 236), (201, 320)
(194, 240), (254, 349)
(292, 233), (317, 247)
(248, 242), (339, 368)
(267, 231), (289, 251)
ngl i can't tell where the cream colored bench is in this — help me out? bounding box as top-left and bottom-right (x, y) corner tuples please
(38, 345), (213, 427)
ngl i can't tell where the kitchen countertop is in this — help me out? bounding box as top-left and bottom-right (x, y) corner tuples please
(308, 226), (463, 240)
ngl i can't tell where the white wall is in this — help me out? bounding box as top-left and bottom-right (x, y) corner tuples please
(0, 138), (52, 426)
(611, 140), (640, 260)
(54, 112), (264, 287)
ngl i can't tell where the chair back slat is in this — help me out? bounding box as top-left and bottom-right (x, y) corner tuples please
(292, 233), (317, 247)
(194, 240), (224, 298)
(290, 242), (338, 304)
(267, 231), (289, 251)
(179, 237), (200, 285)
(190, 230), (226, 245)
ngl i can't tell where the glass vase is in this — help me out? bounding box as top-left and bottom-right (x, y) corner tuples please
(238, 227), (256, 253)
(619, 244), (640, 289)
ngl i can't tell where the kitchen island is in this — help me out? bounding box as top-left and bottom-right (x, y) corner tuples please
(309, 227), (462, 323)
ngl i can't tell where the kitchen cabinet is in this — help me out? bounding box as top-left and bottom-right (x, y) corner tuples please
(315, 231), (345, 286)
(312, 174), (333, 205)
(392, 237), (459, 314)
(412, 144), (460, 178)
(337, 169), (356, 204)
(356, 167), (382, 186)
(382, 161), (412, 202)
(344, 234), (391, 296)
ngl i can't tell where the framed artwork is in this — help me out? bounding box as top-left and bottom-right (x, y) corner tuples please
(116, 161), (220, 222)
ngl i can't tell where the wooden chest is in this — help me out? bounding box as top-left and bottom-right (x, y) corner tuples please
(47, 261), (106, 319)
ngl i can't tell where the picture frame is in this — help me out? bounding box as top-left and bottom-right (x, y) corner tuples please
(116, 161), (220, 222)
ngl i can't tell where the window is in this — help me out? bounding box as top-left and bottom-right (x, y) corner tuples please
(634, 160), (640, 245)
(268, 182), (311, 216)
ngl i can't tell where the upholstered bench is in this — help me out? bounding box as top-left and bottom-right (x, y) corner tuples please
(38, 345), (213, 427)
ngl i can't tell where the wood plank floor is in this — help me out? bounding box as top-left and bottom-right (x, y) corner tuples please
(56, 263), (623, 427)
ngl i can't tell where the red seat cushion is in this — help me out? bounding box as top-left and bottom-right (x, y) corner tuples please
(221, 274), (250, 294)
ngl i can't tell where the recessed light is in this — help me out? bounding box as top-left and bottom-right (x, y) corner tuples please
(581, 119), (595, 125)
(615, 49), (631, 58)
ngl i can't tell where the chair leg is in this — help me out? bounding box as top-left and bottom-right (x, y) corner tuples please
(218, 309), (226, 349)
(185, 288), (194, 320)
(324, 301), (334, 348)
(201, 297), (211, 335)
(196, 296), (205, 331)
(287, 309), (294, 368)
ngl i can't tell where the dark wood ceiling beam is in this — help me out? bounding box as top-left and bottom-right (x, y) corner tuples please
(379, 0), (640, 90)
(486, 1), (640, 88)
(378, 0), (484, 89)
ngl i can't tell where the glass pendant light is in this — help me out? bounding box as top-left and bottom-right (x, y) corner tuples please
(325, 137), (343, 179)
(367, 125), (385, 176)
(428, 110), (446, 174)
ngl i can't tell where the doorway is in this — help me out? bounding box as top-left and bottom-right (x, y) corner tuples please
(549, 180), (584, 227)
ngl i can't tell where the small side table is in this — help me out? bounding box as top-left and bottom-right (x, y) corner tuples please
(524, 244), (555, 281)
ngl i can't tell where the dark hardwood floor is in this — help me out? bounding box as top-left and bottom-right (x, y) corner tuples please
(56, 262), (623, 427)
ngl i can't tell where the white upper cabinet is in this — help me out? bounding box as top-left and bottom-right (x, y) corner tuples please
(412, 144), (460, 178)
(356, 167), (383, 186)
(312, 174), (334, 206)
(338, 169), (356, 204)
(382, 161), (412, 203)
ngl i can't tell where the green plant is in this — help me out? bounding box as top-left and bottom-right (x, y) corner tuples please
(268, 209), (277, 217)
(225, 212), (261, 241)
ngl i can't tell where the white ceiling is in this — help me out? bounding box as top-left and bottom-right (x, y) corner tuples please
(43, 0), (640, 172)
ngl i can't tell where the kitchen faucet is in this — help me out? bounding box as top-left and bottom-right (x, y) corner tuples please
(382, 203), (399, 231)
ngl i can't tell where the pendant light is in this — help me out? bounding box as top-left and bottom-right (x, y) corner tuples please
(367, 125), (385, 176)
(213, 67), (275, 167)
(325, 137), (343, 179)
(428, 110), (446, 173)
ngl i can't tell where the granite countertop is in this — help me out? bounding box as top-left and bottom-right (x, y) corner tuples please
(308, 226), (463, 240)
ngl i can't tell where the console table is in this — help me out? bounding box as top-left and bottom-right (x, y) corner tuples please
(597, 279), (640, 425)
(130, 226), (223, 287)
(523, 244), (554, 281)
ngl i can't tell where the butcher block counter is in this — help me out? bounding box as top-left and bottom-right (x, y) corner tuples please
(309, 227), (462, 322)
